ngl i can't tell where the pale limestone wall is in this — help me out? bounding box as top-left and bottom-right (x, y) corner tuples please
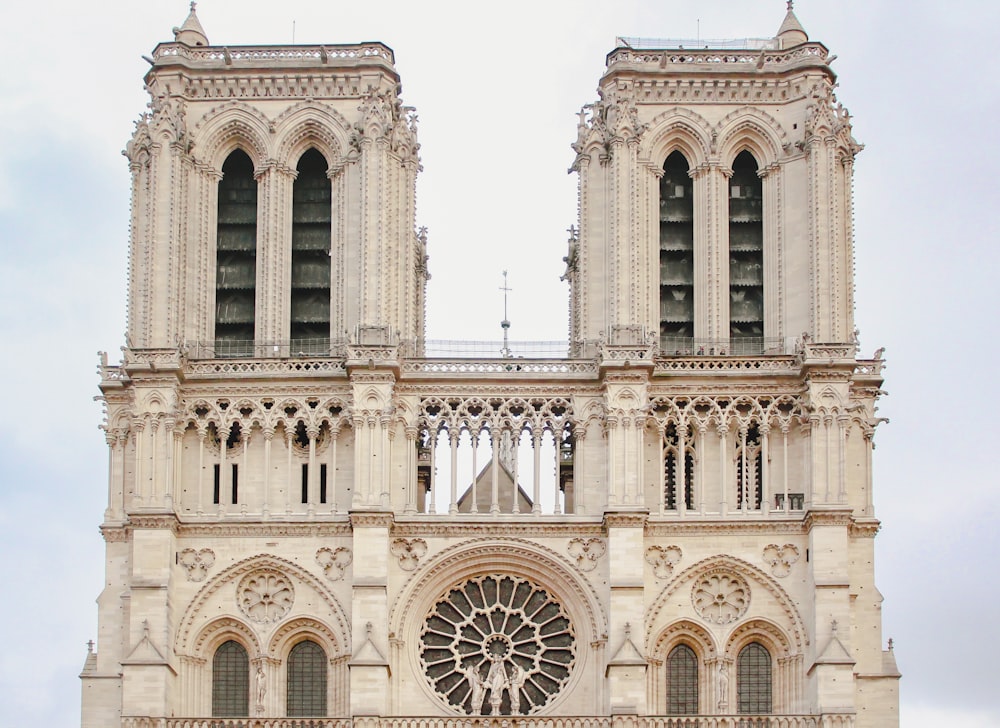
(83, 11), (898, 728)
(571, 46), (862, 346)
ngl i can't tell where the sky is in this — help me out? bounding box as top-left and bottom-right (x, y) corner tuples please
(0, 0), (996, 725)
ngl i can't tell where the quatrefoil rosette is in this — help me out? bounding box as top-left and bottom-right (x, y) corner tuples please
(419, 574), (575, 715)
(236, 569), (294, 624)
(691, 569), (750, 625)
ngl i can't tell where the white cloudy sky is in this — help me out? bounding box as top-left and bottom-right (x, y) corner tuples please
(0, 1), (996, 725)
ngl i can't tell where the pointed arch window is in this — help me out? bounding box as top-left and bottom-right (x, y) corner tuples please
(659, 151), (694, 350)
(728, 151), (764, 352)
(287, 639), (328, 716)
(212, 640), (249, 717)
(737, 642), (772, 714)
(215, 150), (258, 356)
(666, 644), (699, 715)
(663, 423), (695, 510)
(291, 149), (332, 353)
(735, 424), (763, 510)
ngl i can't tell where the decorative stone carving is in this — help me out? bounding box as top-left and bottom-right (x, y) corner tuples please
(390, 538), (428, 571)
(316, 547), (352, 581)
(236, 569), (294, 624)
(645, 545), (683, 579)
(567, 537), (605, 572)
(179, 548), (215, 582)
(419, 574), (575, 715)
(762, 544), (800, 577)
(692, 569), (750, 625)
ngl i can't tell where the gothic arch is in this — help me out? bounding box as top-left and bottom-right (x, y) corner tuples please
(175, 553), (350, 658)
(194, 102), (272, 171)
(390, 536), (607, 639)
(651, 619), (718, 661)
(273, 102), (351, 170)
(645, 554), (806, 653)
(389, 537), (608, 713)
(193, 616), (262, 659)
(268, 616), (345, 659)
(724, 617), (793, 660)
(715, 108), (786, 169)
(641, 109), (713, 168)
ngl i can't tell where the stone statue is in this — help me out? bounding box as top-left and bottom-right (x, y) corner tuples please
(464, 663), (484, 714)
(255, 665), (266, 712)
(717, 663), (729, 710)
(508, 663), (526, 714)
(486, 657), (508, 715)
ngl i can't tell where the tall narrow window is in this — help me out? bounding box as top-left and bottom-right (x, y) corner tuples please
(291, 149), (331, 353)
(666, 644), (698, 715)
(287, 639), (328, 716)
(663, 423), (695, 510)
(215, 150), (258, 356)
(736, 425), (763, 510)
(737, 642), (772, 714)
(212, 640), (249, 717)
(659, 151), (694, 351)
(728, 151), (763, 353)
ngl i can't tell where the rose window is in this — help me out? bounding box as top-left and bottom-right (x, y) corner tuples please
(692, 569), (749, 625)
(236, 569), (294, 624)
(419, 575), (575, 715)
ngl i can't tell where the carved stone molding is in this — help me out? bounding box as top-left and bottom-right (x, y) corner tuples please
(236, 569), (295, 624)
(567, 538), (605, 572)
(762, 544), (800, 578)
(604, 512), (648, 529)
(100, 525), (129, 543)
(692, 569), (750, 625)
(129, 515), (181, 532)
(645, 545), (683, 579)
(316, 547), (352, 581)
(174, 522), (353, 538)
(645, 519), (807, 536)
(350, 512), (395, 528)
(419, 574), (575, 715)
(390, 520), (605, 539)
(391, 538), (428, 571)
(179, 548), (216, 582)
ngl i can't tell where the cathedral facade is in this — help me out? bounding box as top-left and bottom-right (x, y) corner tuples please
(81, 5), (900, 727)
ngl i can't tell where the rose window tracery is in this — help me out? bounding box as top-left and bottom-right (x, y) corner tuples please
(419, 575), (575, 715)
(236, 569), (294, 624)
(692, 569), (750, 625)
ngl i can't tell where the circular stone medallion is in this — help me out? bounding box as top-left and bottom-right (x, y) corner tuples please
(691, 569), (750, 625)
(236, 569), (294, 624)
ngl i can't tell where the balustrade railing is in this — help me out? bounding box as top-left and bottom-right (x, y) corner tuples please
(128, 716), (853, 728)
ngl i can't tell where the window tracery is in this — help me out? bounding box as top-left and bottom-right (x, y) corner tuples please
(419, 574), (575, 715)
(666, 644), (699, 715)
(212, 639), (250, 717)
(291, 148), (332, 350)
(215, 149), (258, 355)
(737, 641), (772, 714)
(660, 151), (694, 348)
(728, 150), (764, 349)
(286, 639), (328, 716)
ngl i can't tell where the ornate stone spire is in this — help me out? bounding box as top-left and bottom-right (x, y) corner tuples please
(172, 2), (209, 46)
(775, 1), (808, 48)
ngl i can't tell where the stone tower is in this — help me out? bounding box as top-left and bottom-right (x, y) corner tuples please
(82, 5), (899, 727)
